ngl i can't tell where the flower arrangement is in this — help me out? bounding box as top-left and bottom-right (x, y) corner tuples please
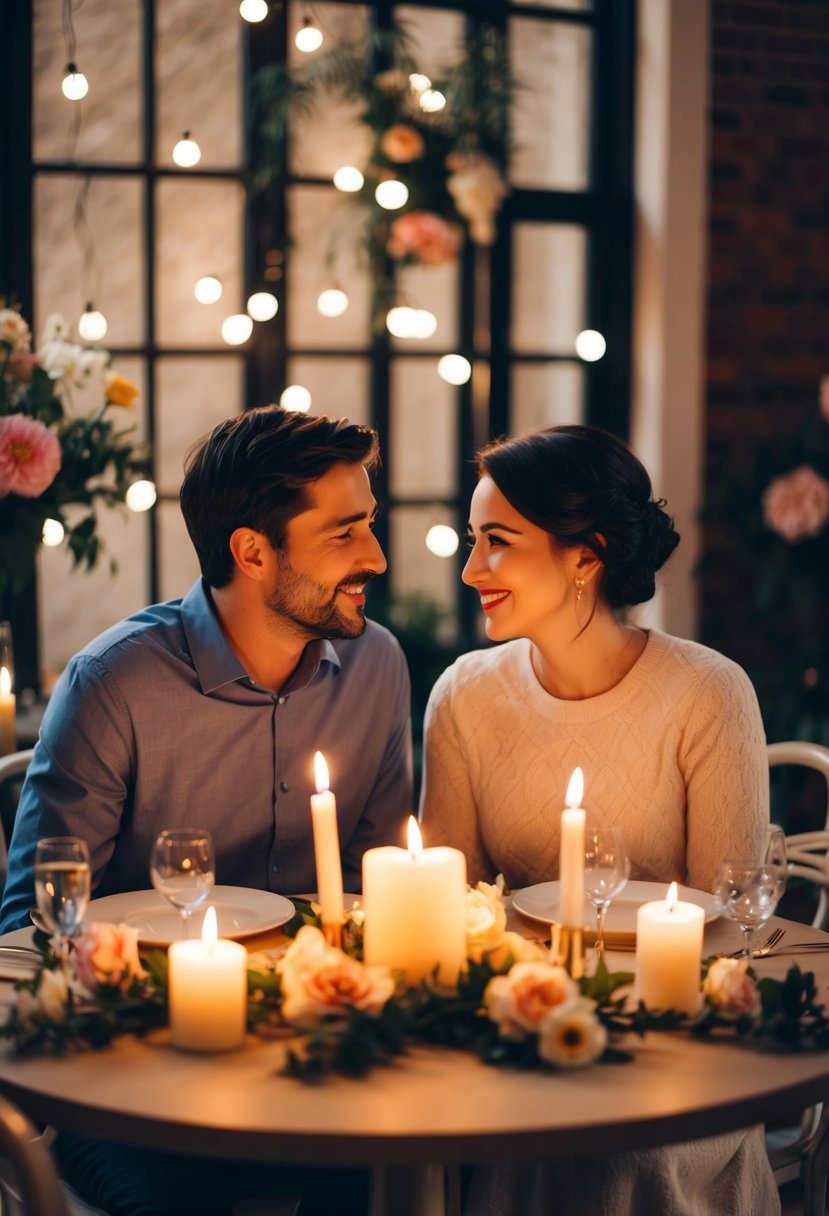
(4, 885), (829, 1079)
(0, 304), (150, 601)
(251, 25), (512, 327)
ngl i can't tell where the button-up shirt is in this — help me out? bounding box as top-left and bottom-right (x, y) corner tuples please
(0, 580), (413, 931)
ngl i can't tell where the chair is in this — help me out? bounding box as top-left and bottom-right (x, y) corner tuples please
(765, 741), (829, 1215)
(0, 750), (34, 875)
(0, 1093), (69, 1216)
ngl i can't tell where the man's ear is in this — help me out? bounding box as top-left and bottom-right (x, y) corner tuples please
(228, 528), (269, 582)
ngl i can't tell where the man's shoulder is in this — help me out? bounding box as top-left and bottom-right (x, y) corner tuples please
(72, 599), (188, 675)
(331, 619), (407, 669)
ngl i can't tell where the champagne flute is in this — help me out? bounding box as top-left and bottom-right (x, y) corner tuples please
(715, 860), (779, 960)
(34, 836), (91, 958)
(583, 827), (630, 958)
(150, 828), (215, 939)
(763, 825), (788, 904)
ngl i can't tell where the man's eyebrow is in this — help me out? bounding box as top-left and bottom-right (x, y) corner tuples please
(325, 505), (379, 530)
(467, 521), (524, 536)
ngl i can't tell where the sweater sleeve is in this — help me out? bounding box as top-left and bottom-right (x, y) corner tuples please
(419, 666), (496, 884)
(681, 660), (769, 893)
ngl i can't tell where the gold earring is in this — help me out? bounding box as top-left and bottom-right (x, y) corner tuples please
(575, 577), (585, 604)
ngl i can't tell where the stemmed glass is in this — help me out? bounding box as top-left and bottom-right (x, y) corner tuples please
(583, 827), (631, 958)
(715, 860), (780, 960)
(763, 825), (788, 905)
(150, 828), (215, 939)
(34, 836), (91, 958)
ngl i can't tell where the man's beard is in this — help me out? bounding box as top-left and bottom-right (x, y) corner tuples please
(265, 554), (374, 641)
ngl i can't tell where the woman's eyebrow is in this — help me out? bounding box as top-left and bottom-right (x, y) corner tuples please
(477, 521), (524, 535)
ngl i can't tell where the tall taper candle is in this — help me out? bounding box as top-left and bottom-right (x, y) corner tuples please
(559, 767), (586, 928)
(310, 751), (345, 928)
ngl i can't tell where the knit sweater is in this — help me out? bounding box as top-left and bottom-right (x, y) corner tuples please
(420, 629), (769, 895)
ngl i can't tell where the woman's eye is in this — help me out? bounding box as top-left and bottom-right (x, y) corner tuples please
(488, 534), (507, 547)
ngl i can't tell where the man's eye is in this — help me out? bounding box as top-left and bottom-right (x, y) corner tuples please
(333, 529), (352, 541)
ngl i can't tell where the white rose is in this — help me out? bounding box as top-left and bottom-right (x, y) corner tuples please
(279, 925), (395, 1030)
(484, 962), (578, 1041)
(483, 930), (549, 972)
(39, 313), (72, 345)
(446, 153), (508, 245)
(703, 957), (761, 1021)
(0, 308), (31, 353)
(538, 997), (608, 1069)
(39, 338), (82, 383)
(36, 968), (69, 1024)
(466, 882), (508, 963)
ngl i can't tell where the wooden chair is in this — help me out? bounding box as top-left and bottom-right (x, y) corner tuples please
(0, 1093), (68, 1216)
(0, 750), (34, 875)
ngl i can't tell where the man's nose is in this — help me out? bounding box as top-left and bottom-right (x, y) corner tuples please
(363, 529), (387, 575)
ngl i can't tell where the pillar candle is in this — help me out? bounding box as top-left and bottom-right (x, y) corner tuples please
(168, 906), (248, 1051)
(636, 882), (704, 1014)
(0, 667), (15, 757)
(559, 767), (586, 928)
(310, 751), (344, 925)
(363, 817), (467, 985)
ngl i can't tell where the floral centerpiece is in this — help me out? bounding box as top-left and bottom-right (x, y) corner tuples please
(0, 304), (150, 602)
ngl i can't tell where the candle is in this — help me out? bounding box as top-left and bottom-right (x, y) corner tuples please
(310, 751), (344, 926)
(636, 881), (704, 1014)
(559, 767), (586, 928)
(168, 906), (248, 1051)
(0, 666), (15, 757)
(363, 817), (467, 985)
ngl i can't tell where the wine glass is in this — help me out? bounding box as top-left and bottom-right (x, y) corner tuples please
(763, 825), (788, 904)
(583, 827), (631, 958)
(34, 836), (91, 958)
(715, 860), (780, 960)
(150, 828), (215, 939)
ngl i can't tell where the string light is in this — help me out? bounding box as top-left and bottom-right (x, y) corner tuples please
(317, 288), (348, 317)
(437, 354), (472, 385)
(41, 519), (66, 547)
(194, 276), (223, 304)
(78, 303), (108, 342)
(375, 180), (409, 210)
(425, 525), (459, 558)
(280, 385), (312, 412)
(386, 307), (437, 340)
(239, 0), (269, 21)
(295, 17), (323, 53)
(418, 89), (446, 114)
(61, 63), (88, 100)
(333, 166), (364, 193)
(172, 132), (202, 168)
(408, 73), (431, 94)
(246, 291), (278, 321)
(221, 314), (254, 345)
(575, 329), (607, 362)
(125, 480), (158, 513)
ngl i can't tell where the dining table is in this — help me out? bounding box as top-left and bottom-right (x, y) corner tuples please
(0, 899), (828, 1216)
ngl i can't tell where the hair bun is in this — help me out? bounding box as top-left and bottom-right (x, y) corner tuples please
(603, 498), (680, 608)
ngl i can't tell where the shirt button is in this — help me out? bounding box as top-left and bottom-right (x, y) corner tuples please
(280, 781), (290, 793)
(271, 864), (280, 874)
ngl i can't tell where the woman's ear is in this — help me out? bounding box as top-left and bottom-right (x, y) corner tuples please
(573, 544), (604, 583)
(228, 528), (268, 582)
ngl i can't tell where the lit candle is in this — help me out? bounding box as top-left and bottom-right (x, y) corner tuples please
(168, 906), (248, 1051)
(636, 881), (704, 1014)
(559, 767), (586, 928)
(310, 751), (345, 927)
(363, 817), (467, 985)
(0, 667), (15, 757)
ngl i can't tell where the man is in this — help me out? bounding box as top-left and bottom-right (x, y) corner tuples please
(1, 404), (412, 930)
(0, 405), (411, 1216)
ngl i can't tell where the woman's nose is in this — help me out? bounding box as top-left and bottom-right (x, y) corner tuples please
(461, 545), (482, 585)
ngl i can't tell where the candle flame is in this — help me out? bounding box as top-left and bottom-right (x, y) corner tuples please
(314, 750), (330, 794)
(666, 881), (679, 911)
(201, 904), (218, 948)
(565, 767), (584, 808)
(407, 815), (423, 857)
(0, 667), (10, 697)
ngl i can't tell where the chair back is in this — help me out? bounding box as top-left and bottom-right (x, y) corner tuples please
(0, 1094), (69, 1216)
(0, 750), (34, 874)
(768, 741), (829, 931)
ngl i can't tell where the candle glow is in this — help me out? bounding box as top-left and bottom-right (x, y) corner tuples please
(635, 882), (704, 1015)
(559, 767), (586, 928)
(0, 665), (15, 757)
(168, 906), (247, 1051)
(310, 750), (344, 926)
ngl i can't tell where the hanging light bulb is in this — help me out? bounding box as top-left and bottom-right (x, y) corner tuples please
(41, 518), (65, 547)
(408, 73), (431, 94)
(78, 303), (108, 342)
(280, 385), (312, 412)
(221, 314), (254, 345)
(295, 16), (323, 52)
(239, 0), (269, 21)
(425, 524), (459, 558)
(194, 276), (223, 304)
(317, 287), (348, 317)
(418, 89), (446, 114)
(411, 309), (437, 340)
(375, 180), (409, 211)
(386, 307), (417, 338)
(575, 329), (607, 362)
(333, 166), (364, 193)
(125, 480), (158, 513)
(172, 132), (202, 168)
(61, 63), (89, 100)
(246, 291), (279, 321)
(437, 354), (472, 385)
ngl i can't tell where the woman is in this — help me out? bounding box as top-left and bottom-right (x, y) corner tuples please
(420, 424), (778, 1216)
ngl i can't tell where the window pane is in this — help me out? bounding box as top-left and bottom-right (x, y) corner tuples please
(155, 179), (245, 349)
(34, 175), (145, 347)
(390, 505), (458, 617)
(286, 187), (372, 350)
(157, 501), (202, 602)
(390, 359), (456, 498)
(510, 362), (585, 434)
(510, 0), (592, 10)
(155, 0), (242, 169)
(285, 357), (371, 426)
(155, 357), (245, 495)
(392, 263), (458, 352)
(33, 0), (143, 164)
(511, 223), (586, 354)
(393, 6), (465, 70)
(509, 17), (591, 191)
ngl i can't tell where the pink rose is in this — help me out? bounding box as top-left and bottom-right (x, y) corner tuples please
(0, 414), (61, 498)
(73, 922), (146, 995)
(703, 957), (761, 1021)
(387, 211), (462, 265)
(484, 962), (579, 1041)
(380, 124), (425, 163)
(762, 464), (829, 542)
(279, 925), (394, 1030)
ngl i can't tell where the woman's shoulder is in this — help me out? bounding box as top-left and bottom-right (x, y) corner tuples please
(648, 630), (757, 702)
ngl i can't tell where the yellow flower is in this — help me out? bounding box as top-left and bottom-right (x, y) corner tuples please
(105, 373), (139, 408)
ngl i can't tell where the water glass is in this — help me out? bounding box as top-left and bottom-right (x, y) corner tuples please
(584, 827), (630, 957)
(715, 861), (779, 960)
(763, 825), (788, 904)
(34, 836), (91, 955)
(150, 828), (215, 938)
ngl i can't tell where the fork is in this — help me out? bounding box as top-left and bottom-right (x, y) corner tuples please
(727, 927), (785, 959)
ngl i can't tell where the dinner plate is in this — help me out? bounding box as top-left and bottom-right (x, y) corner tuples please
(511, 880), (720, 946)
(87, 886), (295, 946)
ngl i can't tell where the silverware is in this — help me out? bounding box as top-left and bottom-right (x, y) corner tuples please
(727, 927), (786, 959)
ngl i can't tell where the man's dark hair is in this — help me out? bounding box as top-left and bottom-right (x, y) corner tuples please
(180, 405), (380, 587)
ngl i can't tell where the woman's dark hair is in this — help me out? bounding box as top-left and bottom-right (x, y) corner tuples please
(180, 405), (379, 588)
(477, 424), (680, 609)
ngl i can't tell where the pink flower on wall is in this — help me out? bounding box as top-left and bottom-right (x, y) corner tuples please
(387, 210), (462, 265)
(0, 414), (61, 498)
(762, 463), (829, 543)
(820, 374), (829, 423)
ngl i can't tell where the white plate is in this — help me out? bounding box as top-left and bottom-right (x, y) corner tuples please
(87, 886), (296, 947)
(512, 880), (720, 945)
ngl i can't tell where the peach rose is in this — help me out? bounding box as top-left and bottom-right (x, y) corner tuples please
(762, 464), (829, 542)
(703, 957), (761, 1021)
(380, 124), (425, 163)
(387, 210), (462, 265)
(73, 922), (146, 995)
(484, 962), (579, 1041)
(0, 308), (31, 353)
(279, 925), (395, 1030)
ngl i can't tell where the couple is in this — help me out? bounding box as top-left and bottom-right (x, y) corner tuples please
(0, 404), (776, 1215)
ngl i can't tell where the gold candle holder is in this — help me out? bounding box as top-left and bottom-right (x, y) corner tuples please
(550, 923), (585, 980)
(321, 920), (344, 950)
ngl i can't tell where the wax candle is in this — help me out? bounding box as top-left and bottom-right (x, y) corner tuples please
(310, 751), (345, 926)
(0, 666), (15, 758)
(363, 817), (467, 985)
(559, 767), (586, 928)
(636, 881), (704, 1014)
(168, 906), (248, 1051)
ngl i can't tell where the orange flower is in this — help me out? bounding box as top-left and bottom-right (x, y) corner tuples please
(106, 373), (139, 408)
(380, 124), (425, 163)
